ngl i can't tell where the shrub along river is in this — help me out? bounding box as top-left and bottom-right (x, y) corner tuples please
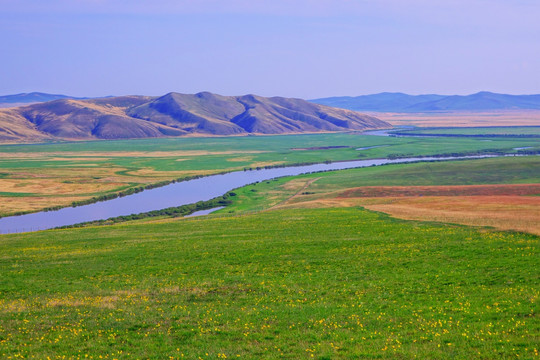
(0, 155), (499, 234)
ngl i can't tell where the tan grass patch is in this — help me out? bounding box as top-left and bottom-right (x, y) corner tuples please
(338, 184), (540, 198)
(374, 110), (540, 127)
(274, 183), (540, 235)
(0, 196), (92, 216)
(47, 298), (85, 307)
(249, 161), (286, 168)
(160, 286), (181, 294)
(226, 156), (253, 162)
(47, 295), (119, 309)
(115, 289), (147, 297)
(124, 168), (217, 178)
(1, 289), (151, 313)
(277, 195), (540, 235)
(363, 196), (540, 235)
(274, 198), (361, 210)
(280, 178), (313, 191)
(1, 167), (119, 179)
(0, 150), (266, 159)
(0, 178), (125, 195)
(278, 198), (359, 209)
(47, 157), (111, 161)
(0, 299), (28, 313)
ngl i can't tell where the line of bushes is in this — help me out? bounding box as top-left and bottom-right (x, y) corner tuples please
(242, 160), (332, 171)
(517, 149), (540, 155)
(58, 192), (236, 229)
(384, 148), (540, 160)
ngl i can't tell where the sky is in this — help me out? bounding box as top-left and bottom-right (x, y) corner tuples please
(1, 0), (539, 98)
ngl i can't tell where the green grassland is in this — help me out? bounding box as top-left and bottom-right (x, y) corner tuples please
(1, 133), (539, 174)
(220, 156), (540, 213)
(1, 208), (538, 359)
(395, 126), (540, 136)
(0, 133), (538, 216)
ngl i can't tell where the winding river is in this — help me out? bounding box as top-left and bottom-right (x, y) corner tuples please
(0, 155), (494, 234)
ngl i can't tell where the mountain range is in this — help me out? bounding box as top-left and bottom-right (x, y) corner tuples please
(0, 92), (83, 104)
(0, 92), (389, 142)
(311, 91), (540, 112)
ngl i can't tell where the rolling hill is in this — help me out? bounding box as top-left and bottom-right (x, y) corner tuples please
(0, 92), (82, 105)
(0, 92), (389, 141)
(311, 91), (540, 112)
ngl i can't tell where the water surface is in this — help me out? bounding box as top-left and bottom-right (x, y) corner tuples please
(0, 156), (493, 234)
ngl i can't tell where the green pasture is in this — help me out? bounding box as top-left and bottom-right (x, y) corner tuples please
(0, 133), (538, 175)
(0, 208), (538, 359)
(397, 126), (540, 136)
(221, 156), (540, 213)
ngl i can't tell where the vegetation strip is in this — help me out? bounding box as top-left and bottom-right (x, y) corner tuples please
(58, 192), (236, 228)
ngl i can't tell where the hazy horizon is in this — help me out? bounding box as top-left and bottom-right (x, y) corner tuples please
(3, 90), (540, 100)
(1, 0), (539, 98)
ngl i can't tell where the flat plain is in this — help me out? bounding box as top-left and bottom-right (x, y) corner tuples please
(375, 110), (540, 127)
(1, 208), (538, 359)
(0, 132), (538, 217)
(392, 126), (540, 136)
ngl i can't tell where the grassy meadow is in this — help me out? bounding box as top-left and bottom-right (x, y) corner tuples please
(219, 156), (540, 235)
(1, 208), (538, 359)
(397, 126), (540, 136)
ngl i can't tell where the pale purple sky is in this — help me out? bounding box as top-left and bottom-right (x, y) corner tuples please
(1, 0), (539, 98)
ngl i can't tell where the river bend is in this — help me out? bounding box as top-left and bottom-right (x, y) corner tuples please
(0, 156), (493, 234)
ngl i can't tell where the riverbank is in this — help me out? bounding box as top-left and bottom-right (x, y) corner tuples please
(0, 155), (511, 234)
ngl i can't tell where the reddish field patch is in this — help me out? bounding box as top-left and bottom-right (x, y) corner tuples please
(363, 195), (540, 235)
(277, 183), (540, 235)
(338, 184), (540, 198)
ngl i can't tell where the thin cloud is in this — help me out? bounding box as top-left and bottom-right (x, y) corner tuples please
(3, 0), (539, 31)
(1, 0), (369, 16)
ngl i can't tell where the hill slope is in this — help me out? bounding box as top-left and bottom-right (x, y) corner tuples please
(0, 92), (81, 105)
(311, 91), (540, 112)
(0, 92), (389, 141)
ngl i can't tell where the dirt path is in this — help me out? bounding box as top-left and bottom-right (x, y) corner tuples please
(269, 177), (321, 210)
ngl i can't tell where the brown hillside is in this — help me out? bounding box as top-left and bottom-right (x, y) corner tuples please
(0, 92), (390, 142)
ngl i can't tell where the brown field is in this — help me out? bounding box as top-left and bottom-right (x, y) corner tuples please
(0, 150), (266, 159)
(338, 184), (540, 198)
(0, 166), (185, 217)
(122, 168), (222, 178)
(373, 110), (540, 127)
(362, 195), (540, 235)
(274, 183), (540, 235)
(0, 195), (94, 216)
(0, 177), (126, 195)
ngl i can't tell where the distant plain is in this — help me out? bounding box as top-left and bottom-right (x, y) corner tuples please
(375, 110), (540, 127)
